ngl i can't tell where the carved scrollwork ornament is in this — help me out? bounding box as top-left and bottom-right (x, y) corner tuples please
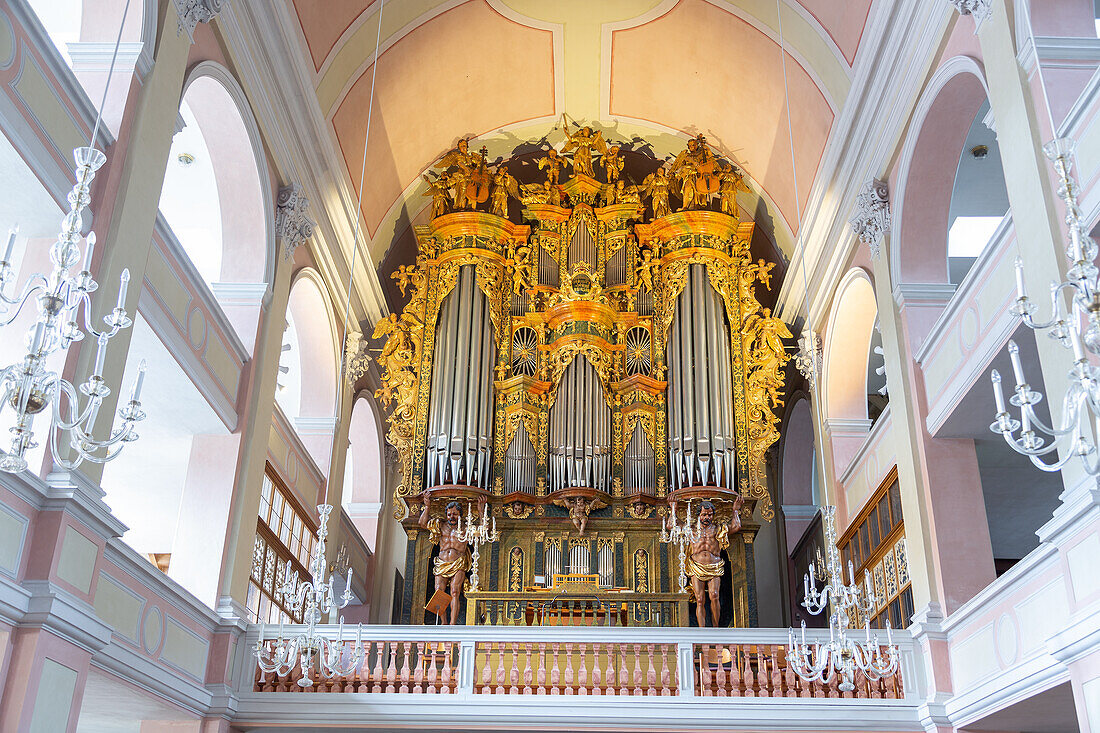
(275, 184), (316, 261)
(849, 178), (890, 259)
(947, 0), (992, 20)
(173, 0), (226, 40)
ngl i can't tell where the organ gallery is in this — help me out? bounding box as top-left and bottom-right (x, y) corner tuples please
(373, 127), (791, 626)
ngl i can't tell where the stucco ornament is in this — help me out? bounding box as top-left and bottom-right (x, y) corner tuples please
(275, 184), (316, 261)
(849, 178), (891, 259)
(946, 0), (992, 20)
(173, 0), (227, 40)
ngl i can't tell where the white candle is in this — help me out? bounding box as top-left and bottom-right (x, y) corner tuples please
(92, 334), (108, 377)
(116, 268), (129, 310)
(259, 621), (266, 642)
(131, 360), (146, 402)
(848, 560), (856, 586)
(1070, 321), (1087, 362)
(1014, 256), (1026, 299)
(1008, 340), (1026, 386)
(886, 621), (893, 646)
(3, 227), (17, 263)
(991, 370), (1006, 413)
(82, 232), (96, 272)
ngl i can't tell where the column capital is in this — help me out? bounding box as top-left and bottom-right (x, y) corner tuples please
(946, 0), (992, 21)
(275, 184), (316, 261)
(849, 178), (891, 259)
(173, 0), (227, 41)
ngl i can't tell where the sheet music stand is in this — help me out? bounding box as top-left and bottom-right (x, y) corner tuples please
(426, 589), (451, 624)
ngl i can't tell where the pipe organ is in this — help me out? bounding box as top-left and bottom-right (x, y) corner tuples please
(372, 130), (791, 626)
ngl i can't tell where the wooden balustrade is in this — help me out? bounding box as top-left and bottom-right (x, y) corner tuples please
(693, 644), (903, 699)
(249, 631), (905, 701)
(467, 591), (689, 626)
(472, 641), (678, 695)
(253, 640), (459, 694)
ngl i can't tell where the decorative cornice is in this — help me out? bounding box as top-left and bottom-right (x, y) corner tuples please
(344, 331), (372, 386)
(275, 184), (315, 261)
(946, 0), (991, 20)
(849, 178), (891, 259)
(173, 0), (227, 41)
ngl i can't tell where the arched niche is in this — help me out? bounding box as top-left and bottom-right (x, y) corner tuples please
(823, 269), (878, 473)
(343, 395), (386, 551)
(159, 63), (274, 345)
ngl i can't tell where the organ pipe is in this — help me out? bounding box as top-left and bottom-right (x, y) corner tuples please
(504, 421), (537, 495)
(548, 358), (611, 493)
(668, 265), (735, 490)
(625, 422), (655, 496)
(425, 266), (494, 490)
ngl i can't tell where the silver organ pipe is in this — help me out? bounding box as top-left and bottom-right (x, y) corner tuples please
(597, 543), (613, 588)
(545, 542), (562, 581)
(667, 264), (735, 490)
(567, 221), (597, 271)
(504, 421), (536, 495)
(538, 245), (559, 288)
(624, 422), (654, 496)
(604, 244), (627, 286)
(549, 358), (611, 493)
(425, 266), (495, 490)
(569, 542), (590, 576)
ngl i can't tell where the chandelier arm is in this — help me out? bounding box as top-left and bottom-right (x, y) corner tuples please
(0, 277), (48, 319)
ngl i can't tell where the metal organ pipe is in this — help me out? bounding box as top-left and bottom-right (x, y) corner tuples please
(549, 359), (611, 493)
(667, 264), (735, 490)
(425, 266), (495, 489)
(504, 422), (536, 495)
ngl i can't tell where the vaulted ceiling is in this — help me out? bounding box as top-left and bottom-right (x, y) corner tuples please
(285, 0), (876, 311)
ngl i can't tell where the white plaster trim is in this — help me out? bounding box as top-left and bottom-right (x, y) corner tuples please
(825, 417), (873, 436)
(1018, 35), (1100, 74)
(65, 41), (153, 80)
(837, 404), (892, 488)
(1058, 64), (1100, 141)
(914, 215), (1014, 367)
(941, 542), (1060, 636)
(153, 214), (251, 364)
(211, 281), (270, 306)
(346, 501), (384, 518)
(294, 416), (339, 436)
(891, 282), (958, 311)
(779, 504), (820, 520)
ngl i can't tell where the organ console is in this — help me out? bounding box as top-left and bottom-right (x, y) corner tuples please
(372, 130), (790, 626)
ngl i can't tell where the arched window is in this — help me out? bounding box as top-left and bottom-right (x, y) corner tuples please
(344, 397), (385, 550)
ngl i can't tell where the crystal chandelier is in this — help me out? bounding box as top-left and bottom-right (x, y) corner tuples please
(255, 504), (363, 687)
(0, 147), (146, 473)
(989, 138), (1100, 474)
(456, 501), (497, 592)
(659, 499), (701, 593)
(787, 506), (899, 691)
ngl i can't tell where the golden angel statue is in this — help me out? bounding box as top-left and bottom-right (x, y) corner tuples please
(717, 162), (750, 218)
(562, 123), (606, 178)
(422, 174), (451, 219)
(602, 143), (624, 183)
(634, 246), (658, 293)
(509, 243), (534, 294)
(669, 135), (720, 211)
(490, 167), (519, 217)
(641, 165), (673, 219)
(435, 138), (490, 210)
(743, 308), (792, 360)
(537, 148), (567, 186)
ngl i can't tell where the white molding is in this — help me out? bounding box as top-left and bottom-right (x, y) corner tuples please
(825, 417), (873, 436)
(941, 543), (1060, 636)
(779, 504), (820, 520)
(346, 501), (384, 518)
(293, 416), (338, 436)
(837, 404), (892, 488)
(914, 215), (1014, 367)
(65, 41), (153, 81)
(211, 281), (270, 306)
(891, 282), (958, 311)
(1018, 35), (1100, 74)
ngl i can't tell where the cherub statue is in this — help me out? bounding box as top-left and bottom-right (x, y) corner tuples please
(717, 162), (750, 218)
(553, 495), (607, 536)
(422, 174), (451, 219)
(537, 148), (567, 186)
(562, 124), (606, 178)
(490, 167), (519, 217)
(602, 144), (624, 183)
(641, 165), (672, 219)
(392, 263), (424, 300)
(510, 243), (534, 294)
(634, 247), (658, 293)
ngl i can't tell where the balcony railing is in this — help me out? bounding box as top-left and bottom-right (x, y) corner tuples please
(245, 625), (915, 700)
